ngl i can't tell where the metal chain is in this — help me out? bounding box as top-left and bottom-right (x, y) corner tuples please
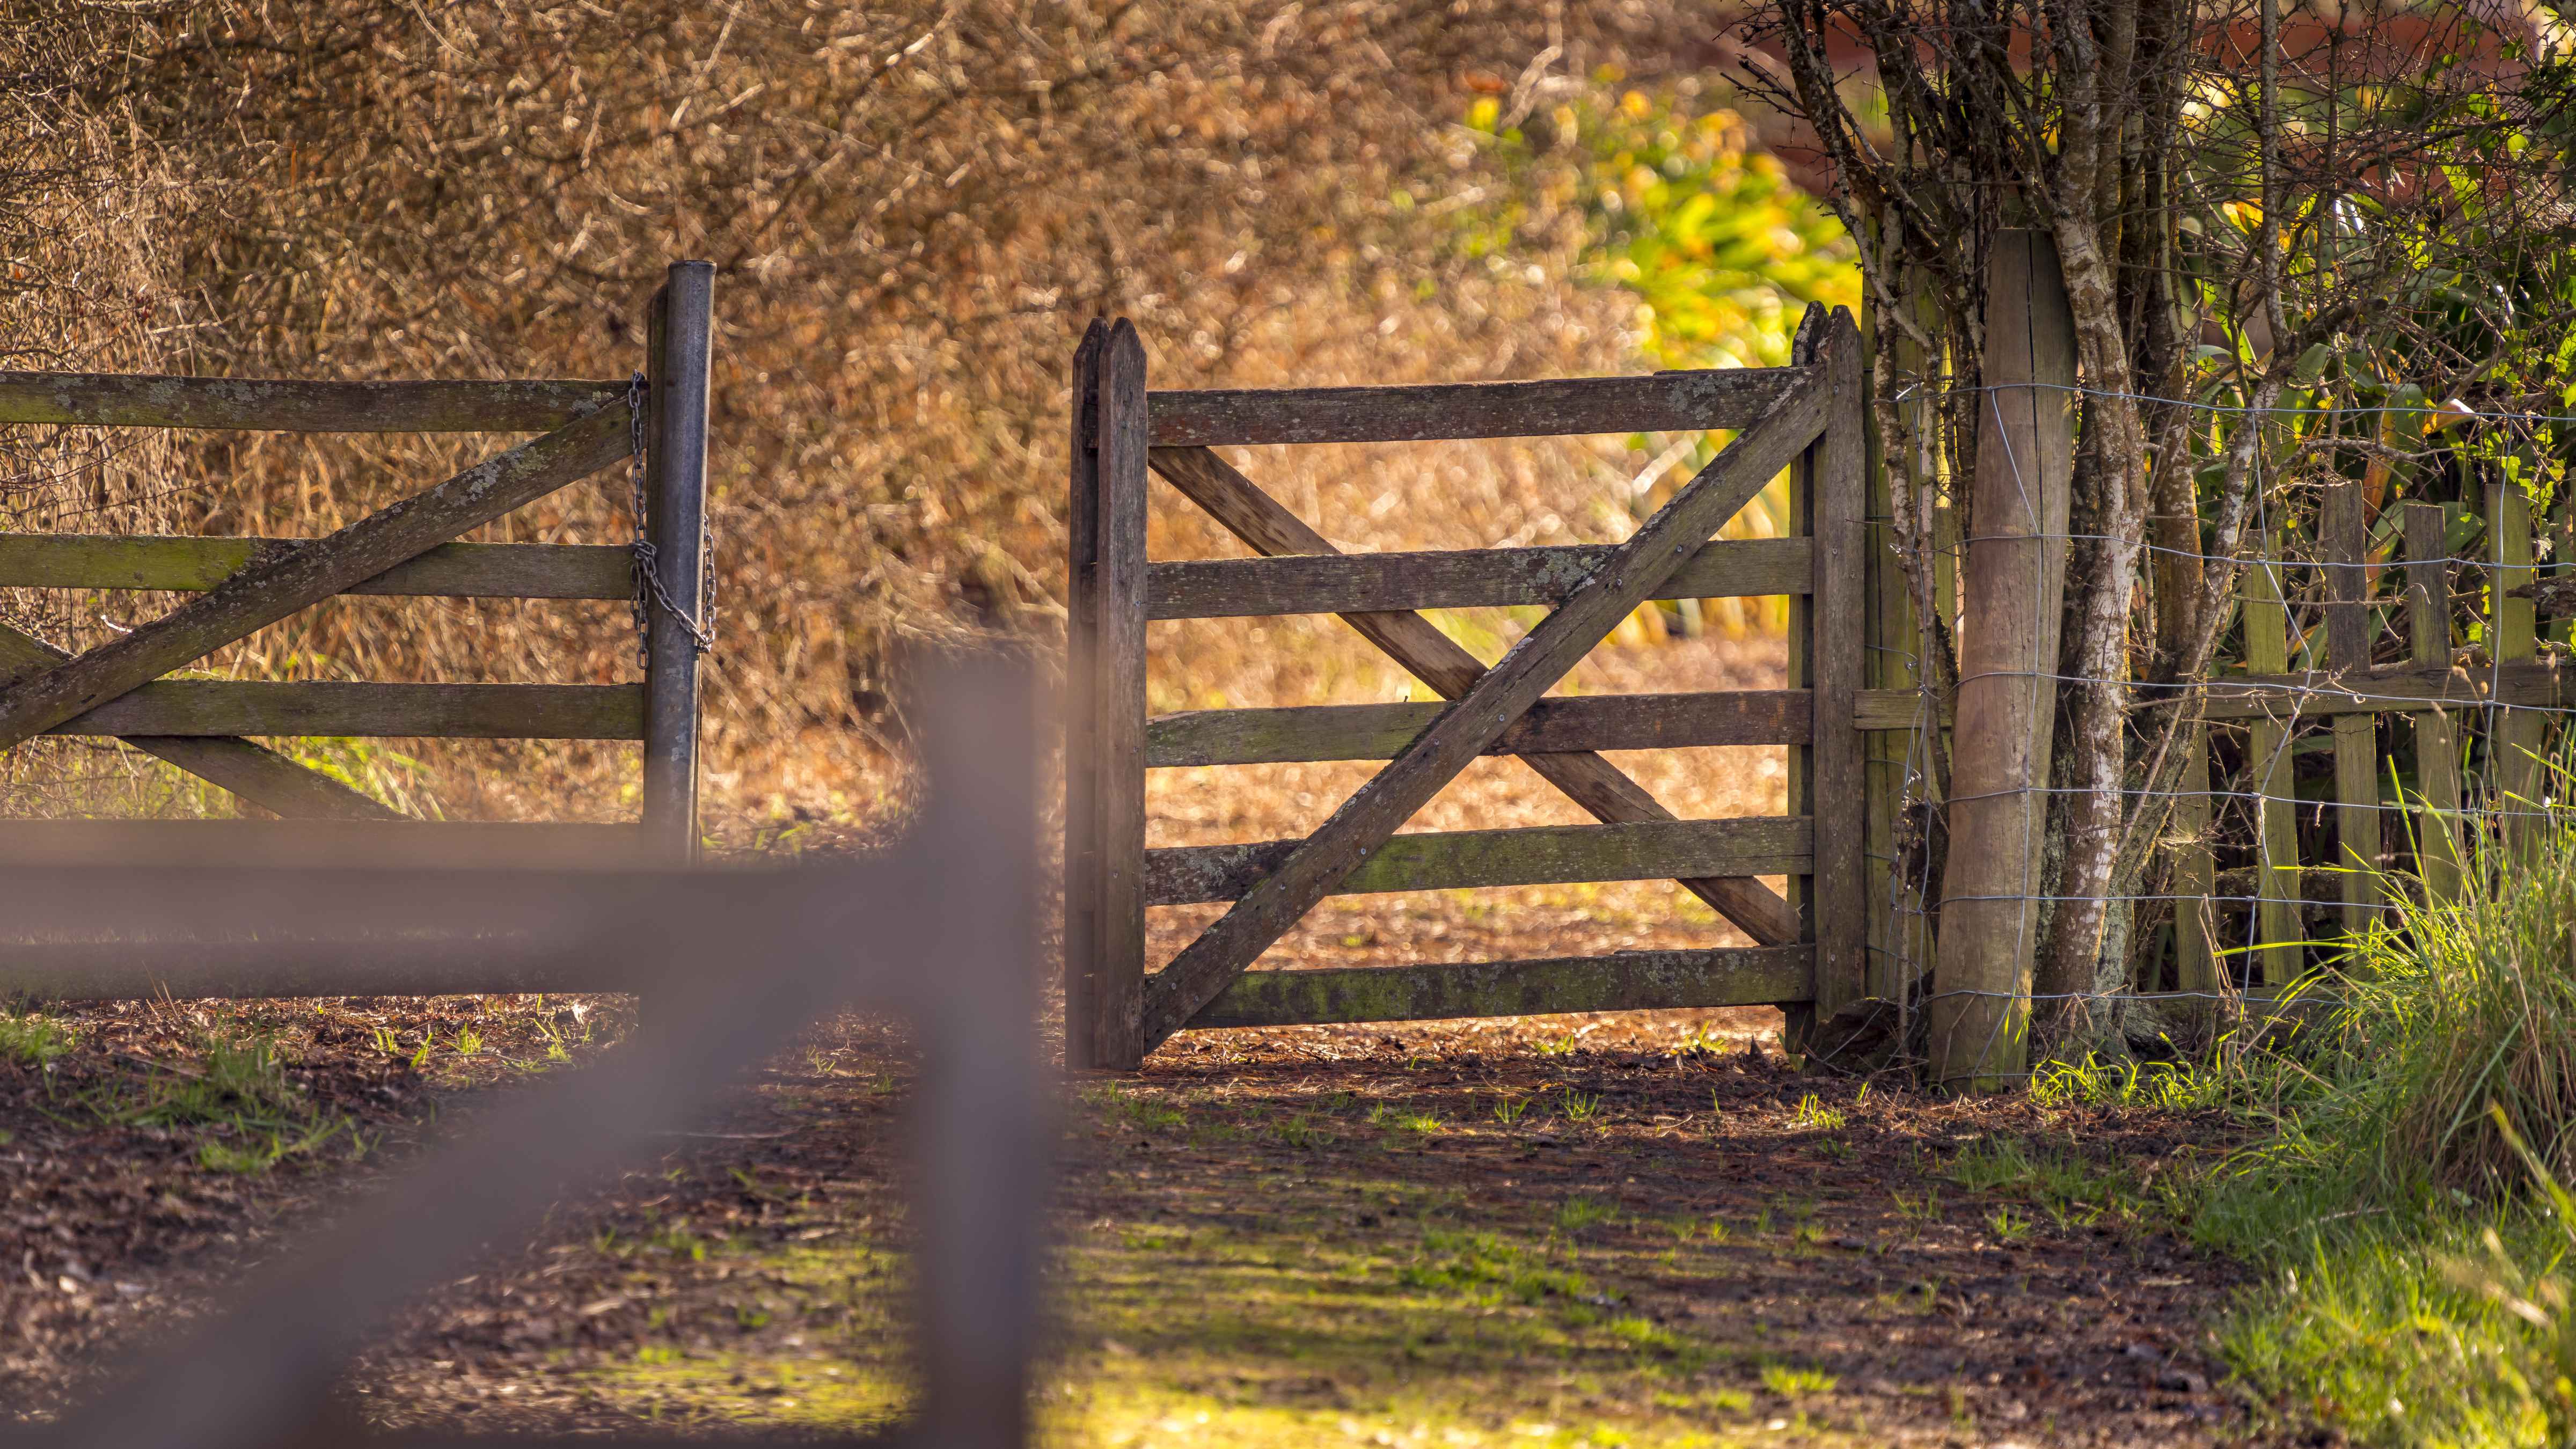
(625, 371), (718, 669)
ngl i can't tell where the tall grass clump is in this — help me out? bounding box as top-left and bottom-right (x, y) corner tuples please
(2193, 800), (2576, 1444)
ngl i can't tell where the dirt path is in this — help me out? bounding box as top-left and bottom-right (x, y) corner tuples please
(0, 1003), (2285, 1446)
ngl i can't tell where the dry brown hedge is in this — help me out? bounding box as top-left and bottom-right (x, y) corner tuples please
(5, 1), (1737, 830)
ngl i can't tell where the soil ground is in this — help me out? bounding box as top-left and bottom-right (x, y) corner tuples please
(0, 636), (2289, 1444)
(0, 1000), (2278, 1446)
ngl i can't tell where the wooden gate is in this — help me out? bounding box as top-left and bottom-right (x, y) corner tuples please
(1065, 309), (1868, 1070)
(0, 261), (713, 873)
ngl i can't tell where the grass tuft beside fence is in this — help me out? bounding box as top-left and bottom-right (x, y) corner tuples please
(2041, 760), (2576, 1444)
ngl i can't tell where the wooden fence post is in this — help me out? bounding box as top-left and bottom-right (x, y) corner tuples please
(2323, 482), (2379, 939)
(642, 261), (715, 861)
(2491, 484), (2542, 859)
(1928, 231), (2074, 1089)
(2405, 502), (2463, 898)
(2243, 538), (2301, 988)
(1063, 320), (1150, 1070)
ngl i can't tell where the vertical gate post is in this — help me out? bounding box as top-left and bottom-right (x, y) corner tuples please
(1809, 312), (1869, 1024)
(642, 261), (716, 861)
(1928, 231), (2074, 1089)
(1064, 320), (1150, 1070)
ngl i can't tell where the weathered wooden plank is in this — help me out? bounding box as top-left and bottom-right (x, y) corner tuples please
(2324, 482), (2379, 939)
(1930, 231), (2073, 1090)
(1145, 368), (1799, 447)
(0, 621), (398, 820)
(2245, 548), (2301, 988)
(1063, 321), (1152, 1070)
(2405, 503), (2463, 899)
(0, 372), (625, 431)
(0, 535), (630, 599)
(2494, 484), (2544, 857)
(1146, 445), (1801, 948)
(641, 263), (715, 861)
(50, 681), (645, 740)
(1145, 537), (1811, 619)
(1146, 690), (1809, 767)
(0, 399), (634, 753)
(1137, 358), (1831, 1046)
(1190, 947), (1814, 1029)
(1807, 311), (1868, 1023)
(1147, 816), (1811, 905)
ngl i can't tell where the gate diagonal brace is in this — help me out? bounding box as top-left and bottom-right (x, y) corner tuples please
(1147, 448), (1800, 948)
(1137, 357), (1834, 1047)
(0, 400), (635, 758)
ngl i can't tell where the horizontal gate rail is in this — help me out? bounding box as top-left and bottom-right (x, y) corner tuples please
(1147, 690), (1809, 766)
(1145, 816), (1812, 905)
(55, 680), (642, 739)
(1194, 946), (1815, 1028)
(1146, 536), (1810, 618)
(0, 535), (631, 598)
(1146, 367), (1803, 445)
(0, 372), (627, 431)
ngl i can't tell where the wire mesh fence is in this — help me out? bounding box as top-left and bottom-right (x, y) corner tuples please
(1864, 371), (2576, 1071)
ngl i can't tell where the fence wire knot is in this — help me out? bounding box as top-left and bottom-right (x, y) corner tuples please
(625, 371), (718, 667)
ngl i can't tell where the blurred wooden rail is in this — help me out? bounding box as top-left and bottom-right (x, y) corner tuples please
(1147, 690), (1808, 766)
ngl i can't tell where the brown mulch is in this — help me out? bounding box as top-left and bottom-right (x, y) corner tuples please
(0, 991), (633, 1415)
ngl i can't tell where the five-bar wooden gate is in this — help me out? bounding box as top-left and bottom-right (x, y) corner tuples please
(0, 261), (715, 869)
(1065, 309), (1868, 1070)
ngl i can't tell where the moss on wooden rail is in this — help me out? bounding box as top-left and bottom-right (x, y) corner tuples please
(55, 682), (645, 740)
(1147, 691), (1808, 767)
(1145, 537), (1810, 619)
(0, 535), (631, 599)
(1145, 367), (1804, 446)
(1189, 946), (1813, 1027)
(0, 372), (627, 431)
(1144, 815), (1810, 906)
